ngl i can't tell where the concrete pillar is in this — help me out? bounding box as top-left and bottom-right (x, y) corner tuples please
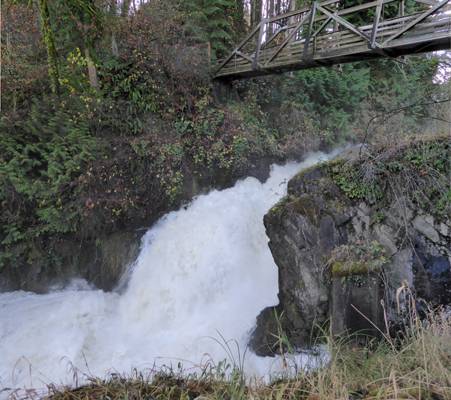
(331, 274), (384, 340)
(213, 78), (240, 104)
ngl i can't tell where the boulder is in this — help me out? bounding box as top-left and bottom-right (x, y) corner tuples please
(251, 153), (451, 354)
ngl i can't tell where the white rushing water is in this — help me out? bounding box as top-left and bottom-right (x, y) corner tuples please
(0, 151), (338, 397)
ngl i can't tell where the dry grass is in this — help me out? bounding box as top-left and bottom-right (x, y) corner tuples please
(3, 304), (450, 400)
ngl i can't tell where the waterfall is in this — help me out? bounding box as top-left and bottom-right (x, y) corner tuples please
(0, 151), (338, 395)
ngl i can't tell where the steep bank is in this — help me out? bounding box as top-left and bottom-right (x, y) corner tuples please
(0, 153), (335, 394)
(252, 138), (451, 356)
(0, 155), (284, 293)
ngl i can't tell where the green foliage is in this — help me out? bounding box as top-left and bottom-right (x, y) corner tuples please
(0, 96), (107, 263)
(366, 56), (438, 110)
(97, 0), (211, 135)
(227, 95), (278, 158)
(245, 64), (369, 147)
(128, 95), (280, 204)
(327, 137), (451, 217)
(183, 0), (238, 59)
(285, 64), (369, 145)
(5, 0), (105, 97)
(327, 240), (392, 278)
(1, 2), (50, 109)
(51, 0), (103, 56)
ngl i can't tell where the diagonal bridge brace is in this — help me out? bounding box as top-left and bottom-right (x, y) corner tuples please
(316, 4), (378, 47)
(367, 0), (406, 64)
(214, 20), (266, 74)
(315, 3), (407, 63)
(382, 0), (450, 46)
(264, 10), (313, 66)
(252, 19), (270, 69)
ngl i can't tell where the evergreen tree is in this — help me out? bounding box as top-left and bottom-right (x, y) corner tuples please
(182, 0), (239, 59)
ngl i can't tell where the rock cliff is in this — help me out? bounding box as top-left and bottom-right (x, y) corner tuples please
(251, 142), (451, 356)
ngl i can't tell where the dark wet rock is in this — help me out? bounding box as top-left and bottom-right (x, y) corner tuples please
(0, 229), (144, 294)
(252, 151), (451, 354)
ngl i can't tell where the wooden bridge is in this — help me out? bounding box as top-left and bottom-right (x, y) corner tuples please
(213, 0), (451, 81)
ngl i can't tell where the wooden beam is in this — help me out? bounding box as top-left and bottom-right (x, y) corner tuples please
(382, 0), (450, 45)
(263, 25), (288, 48)
(412, 0), (439, 5)
(253, 19), (269, 69)
(265, 10), (312, 65)
(399, 0), (405, 16)
(374, 47), (408, 64)
(369, 0), (384, 49)
(330, 0), (397, 19)
(215, 21), (264, 73)
(317, 5), (376, 46)
(302, 2), (318, 60)
(236, 51), (265, 69)
(312, 16), (333, 38)
(267, 0), (340, 24)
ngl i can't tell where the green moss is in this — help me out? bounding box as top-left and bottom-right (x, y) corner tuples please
(293, 195), (320, 226)
(267, 195), (293, 226)
(332, 261), (372, 277)
(291, 159), (336, 181)
(327, 241), (392, 277)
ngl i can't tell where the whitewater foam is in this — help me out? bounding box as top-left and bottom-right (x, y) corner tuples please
(0, 151), (339, 396)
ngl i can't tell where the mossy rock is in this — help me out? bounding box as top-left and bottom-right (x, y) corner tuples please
(331, 260), (382, 277)
(293, 195), (320, 227)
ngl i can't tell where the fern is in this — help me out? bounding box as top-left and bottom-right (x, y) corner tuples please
(0, 96), (107, 259)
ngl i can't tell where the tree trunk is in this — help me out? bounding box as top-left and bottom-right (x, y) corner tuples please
(108, 0), (119, 56)
(268, 0), (275, 40)
(85, 49), (100, 92)
(288, 0), (297, 39)
(121, 0), (131, 18)
(251, 0), (262, 25)
(234, 0), (246, 32)
(255, 0), (262, 25)
(40, 0), (60, 97)
(111, 31), (119, 57)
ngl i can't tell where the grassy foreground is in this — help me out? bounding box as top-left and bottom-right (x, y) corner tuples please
(8, 306), (450, 400)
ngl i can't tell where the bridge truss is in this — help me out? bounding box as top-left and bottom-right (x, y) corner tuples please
(213, 0), (451, 80)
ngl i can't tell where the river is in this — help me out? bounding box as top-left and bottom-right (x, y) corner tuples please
(0, 150), (339, 398)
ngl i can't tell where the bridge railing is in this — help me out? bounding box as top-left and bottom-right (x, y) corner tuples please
(213, 0), (451, 79)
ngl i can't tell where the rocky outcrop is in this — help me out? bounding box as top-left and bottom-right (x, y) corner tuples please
(0, 229), (144, 294)
(251, 148), (451, 356)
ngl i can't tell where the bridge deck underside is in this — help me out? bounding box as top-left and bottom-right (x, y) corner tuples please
(213, 4), (451, 80)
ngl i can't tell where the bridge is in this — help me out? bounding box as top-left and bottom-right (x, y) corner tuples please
(212, 0), (451, 81)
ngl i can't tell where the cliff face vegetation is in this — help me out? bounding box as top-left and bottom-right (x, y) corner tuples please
(1, 0), (450, 292)
(252, 137), (451, 356)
